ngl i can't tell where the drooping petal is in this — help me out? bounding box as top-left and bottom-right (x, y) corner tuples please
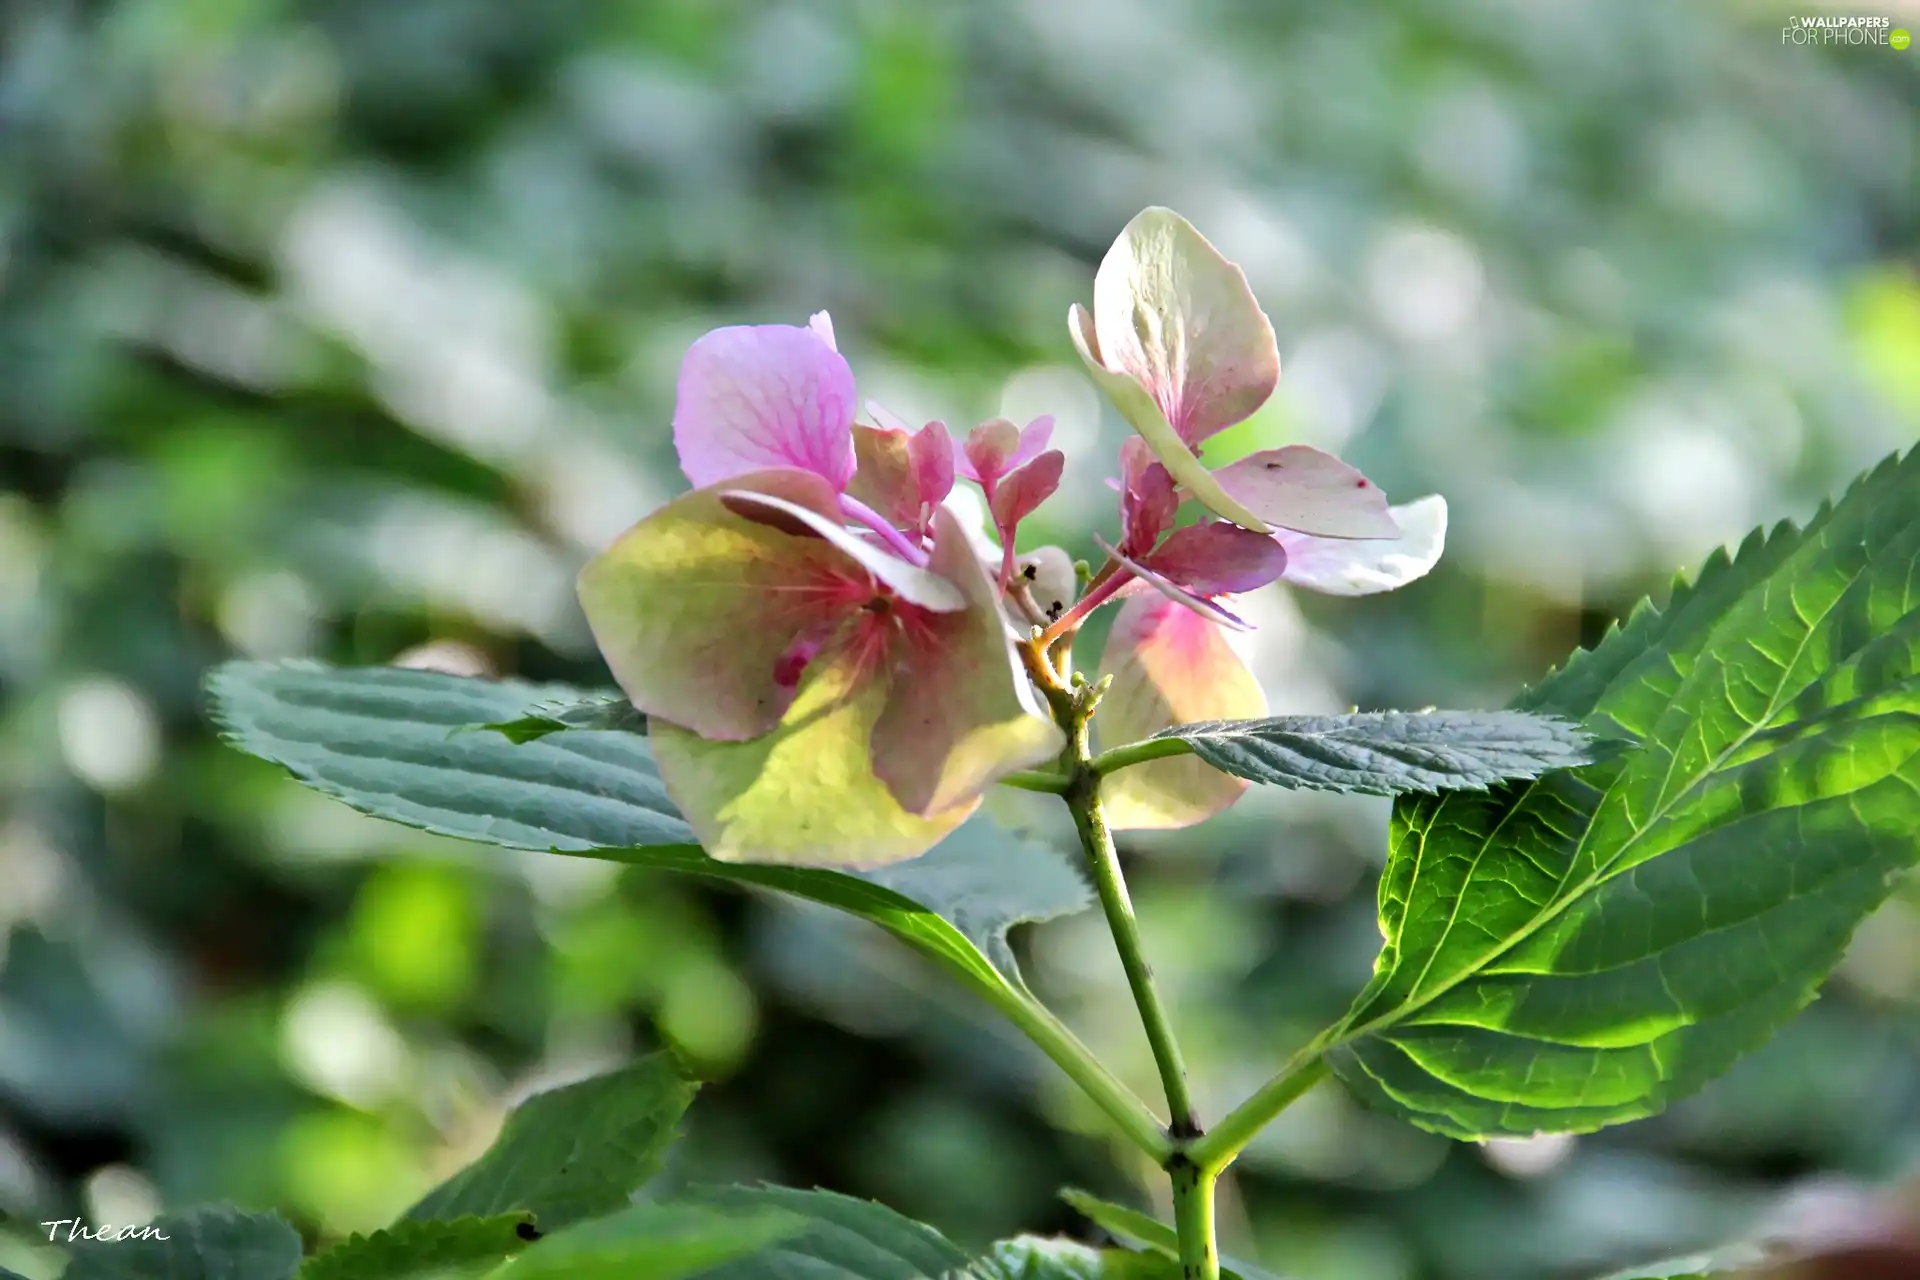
(576, 468), (865, 742)
(1090, 208), (1279, 447)
(673, 324), (857, 491)
(719, 489), (965, 612)
(652, 641), (977, 867)
(1139, 522), (1289, 595)
(1098, 538), (1256, 632)
(1210, 446), (1399, 539)
(988, 449), (1065, 532)
(1276, 494), (1448, 596)
(1096, 592), (1266, 830)
(870, 508), (1067, 816)
(1071, 303), (1270, 535)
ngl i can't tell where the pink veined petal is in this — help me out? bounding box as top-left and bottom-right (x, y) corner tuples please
(576, 468), (868, 743)
(1096, 592), (1266, 830)
(1118, 438), (1179, 554)
(1277, 494), (1448, 596)
(1097, 537), (1256, 632)
(673, 323), (857, 491)
(1089, 207), (1280, 448)
(808, 310), (837, 350)
(908, 420), (956, 511)
(1012, 415), (1055, 467)
(988, 449), (1065, 532)
(719, 489), (966, 612)
(1209, 446), (1400, 539)
(870, 507), (1066, 815)
(1138, 522), (1290, 596)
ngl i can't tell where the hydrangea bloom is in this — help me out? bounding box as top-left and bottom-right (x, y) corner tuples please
(577, 207), (1446, 864)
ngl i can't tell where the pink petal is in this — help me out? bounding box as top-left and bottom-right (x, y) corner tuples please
(845, 424), (919, 529)
(1013, 415), (1056, 467)
(1139, 522), (1289, 596)
(988, 449), (1065, 532)
(908, 420), (956, 510)
(1097, 537), (1255, 632)
(576, 468), (868, 743)
(808, 310), (837, 350)
(870, 508), (1066, 815)
(1210, 446), (1400, 539)
(1118, 438), (1179, 554)
(719, 489), (965, 612)
(673, 324), (857, 491)
(1278, 495), (1448, 595)
(959, 418), (1021, 484)
(1089, 208), (1280, 447)
(1096, 592), (1266, 830)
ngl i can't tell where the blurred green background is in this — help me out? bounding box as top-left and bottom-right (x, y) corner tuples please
(0, 1), (1917, 1277)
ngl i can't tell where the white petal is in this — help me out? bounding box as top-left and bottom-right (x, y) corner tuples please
(1277, 495), (1447, 596)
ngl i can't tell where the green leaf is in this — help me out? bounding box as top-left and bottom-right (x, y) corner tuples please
(1325, 446), (1920, 1139)
(1145, 710), (1602, 796)
(1057, 1189), (1282, 1280)
(477, 693), (648, 744)
(670, 1186), (968, 1280)
(63, 1207), (302, 1280)
(489, 1203), (805, 1280)
(405, 1055), (694, 1230)
(1591, 1242), (1769, 1278)
(299, 1214), (537, 1280)
(204, 660), (1088, 994)
(966, 1236), (1176, 1280)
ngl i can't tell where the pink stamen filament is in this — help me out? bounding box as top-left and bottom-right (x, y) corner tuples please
(1038, 557), (1133, 646)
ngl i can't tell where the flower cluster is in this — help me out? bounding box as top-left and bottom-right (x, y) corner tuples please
(578, 208), (1445, 866)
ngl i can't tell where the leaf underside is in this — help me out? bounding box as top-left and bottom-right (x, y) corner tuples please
(1155, 710), (1601, 796)
(205, 661), (1088, 1006)
(1326, 446), (1920, 1139)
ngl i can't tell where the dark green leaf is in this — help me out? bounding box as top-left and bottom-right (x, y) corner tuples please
(63, 1206), (302, 1280)
(492, 1202), (804, 1280)
(204, 661), (1088, 998)
(477, 693), (648, 744)
(1148, 710), (1601, 796)
(299, 1214), (536, 1280)
(404, 1055), (696, 1231)
(671, 1186), (967, 1280)
(1326, 447), (1920, 1139)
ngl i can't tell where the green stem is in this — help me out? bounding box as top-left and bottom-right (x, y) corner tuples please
(1187, 1051), (1330, 1176)
(945, 956), (1172, 1164)
(1168, 1157), (1219, 1280)
(1065, 773), (1200, 1137)
(1087, 736), (1192, 777)
(999, 768), (1074, 794)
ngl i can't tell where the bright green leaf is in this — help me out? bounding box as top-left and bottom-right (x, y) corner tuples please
(1324, 447), (1920, 1139)
(405, 1055), (697, 1230)
(489, 1203), (804, 1280)
(300, 1214), (536, 1280)
(63, 1207), (302, 1280)
(672, 1186), (968, 1280)
(1146, 710), (1602, 797)
(966, 1236), (1177, 1280)
(205, 658), (1088, 1052)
